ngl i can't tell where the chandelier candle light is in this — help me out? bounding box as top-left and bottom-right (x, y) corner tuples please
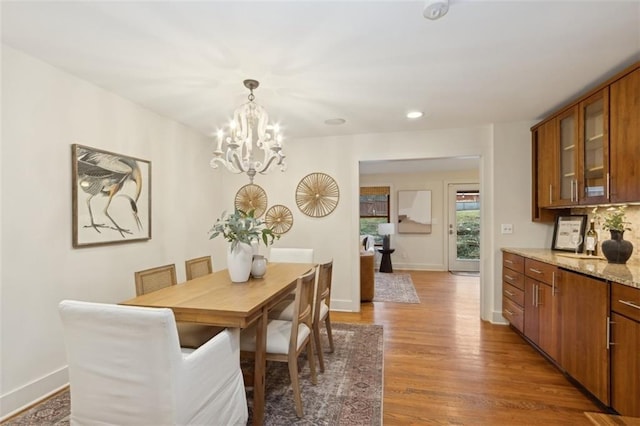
(210, 79), (286, 183)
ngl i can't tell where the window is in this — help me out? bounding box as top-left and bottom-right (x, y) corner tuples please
(359, 186), (390, 245)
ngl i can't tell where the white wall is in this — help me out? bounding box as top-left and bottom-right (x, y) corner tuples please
(1, 45), (549, 418)
(360, 169), (480, 270)
(492, 121), (554, 322)
(1, 46), (223, 417)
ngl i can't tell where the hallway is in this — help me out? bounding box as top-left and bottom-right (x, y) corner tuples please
(332, 270), (602, 425)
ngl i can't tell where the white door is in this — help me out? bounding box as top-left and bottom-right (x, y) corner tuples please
(448, 183), (480, 272)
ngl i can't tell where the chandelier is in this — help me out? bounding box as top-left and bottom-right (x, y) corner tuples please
(210, 79), (286, 183)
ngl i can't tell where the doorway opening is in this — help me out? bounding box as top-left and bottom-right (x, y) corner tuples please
(448, 183), (480, 273)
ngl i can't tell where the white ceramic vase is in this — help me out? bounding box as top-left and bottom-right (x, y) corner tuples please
(227, 242), (253, 282)
(251, 255), (267, 278)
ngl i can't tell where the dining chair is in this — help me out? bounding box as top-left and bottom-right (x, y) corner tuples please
(268, 247), (315, 303)
(268, 247), (314, 263)
(134, 263), (177, 296)
(58, 300), (248, 425)
(313, 259), (335, 373)
(240, 269), (318, 418)
(134, 264), (222, 348)
(185, 255), (213, 280)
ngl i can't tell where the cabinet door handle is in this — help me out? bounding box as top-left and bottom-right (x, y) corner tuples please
(505, 290), (515, 297)
(504, 309), (514, 316)
(529, 268), (543, 275)
(536, 285), (541, 307)
(607, 317), (615, 350)
(504, 274), (514, 282)
(504, 259), (514, 264)
(570, 180), (574, 202)
(606, 172), (610, 200)
(549, 184), (553, 205)
(551, 271), (556, 296)
(619, 300), (640, 311)
(575, 179), (579, 203)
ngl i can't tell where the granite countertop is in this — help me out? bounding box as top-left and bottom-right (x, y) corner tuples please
(501, 248), (640, 290)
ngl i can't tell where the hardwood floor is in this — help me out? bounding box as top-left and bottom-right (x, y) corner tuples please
(332, 270), (603, 425)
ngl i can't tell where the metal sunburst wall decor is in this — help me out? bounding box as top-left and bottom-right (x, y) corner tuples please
(295, 172), (340, 217)
(234, 184), (267, 217)
(264, 204), (294, 235)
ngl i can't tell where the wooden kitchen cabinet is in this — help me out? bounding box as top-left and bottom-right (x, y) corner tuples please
(523, 259), (559, 360)
(610, 283), (640, 416)
(610, 68), (640, 203)
(534, 119), (556, 209)
(502, 253), (525, 332)
(546, 89), (609, 207)
(578, 89), (609, 204)
(531, 61), (639, 215)
(557, 269), (610, 405)
(556, 106), (580, 205)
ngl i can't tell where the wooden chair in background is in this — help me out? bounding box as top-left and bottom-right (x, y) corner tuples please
(268, 247), (314, 264)
(313, 259), (335, 372)
(134, 264), (222, 348)
(134, 263), (177, 296)
(185, 255), (213, 280)
(240, 269), (318, 417)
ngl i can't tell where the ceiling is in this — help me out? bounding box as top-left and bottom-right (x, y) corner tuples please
(2, 1), (639, 152)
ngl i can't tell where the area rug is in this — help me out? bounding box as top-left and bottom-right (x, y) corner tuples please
(373, 272), (420, 303)
(3, 323), (383, 426)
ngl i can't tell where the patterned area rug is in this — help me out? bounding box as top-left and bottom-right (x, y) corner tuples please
(373, 272), (420, 303)
(3, 323), (383, 426)
(246, 322), (383, 425)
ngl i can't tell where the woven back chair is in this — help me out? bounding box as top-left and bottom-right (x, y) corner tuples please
(134, 264), (177, 296)
(134, 263), (221, 348)
(185, 256), (213, 280)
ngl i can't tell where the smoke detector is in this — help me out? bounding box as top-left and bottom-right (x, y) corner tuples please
(423, 0), (449, 20)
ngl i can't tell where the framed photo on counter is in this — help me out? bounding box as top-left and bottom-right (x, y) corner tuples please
(551, 214), (587, 252)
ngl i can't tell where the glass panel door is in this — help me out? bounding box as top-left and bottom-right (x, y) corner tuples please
(559, 110), (577, 203)
(582, 90), (608, 202)
(448, 184), (479, 272)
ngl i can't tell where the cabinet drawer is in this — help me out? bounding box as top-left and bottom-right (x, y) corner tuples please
(503, 252), (524, 273)
(503, 267), (524, 291)
(612, 283), (640, 322)
(525, 258), (557, 285)
(503, 297), (524, 332)
(503, 282), (525, 306)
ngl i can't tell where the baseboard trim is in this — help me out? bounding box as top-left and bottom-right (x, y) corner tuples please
(490, 310), (509, 325)
(0, 366), (68, 421)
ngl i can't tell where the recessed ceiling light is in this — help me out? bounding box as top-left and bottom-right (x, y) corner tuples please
(324, 118), (346, 125)
(406, 111), (424, 119)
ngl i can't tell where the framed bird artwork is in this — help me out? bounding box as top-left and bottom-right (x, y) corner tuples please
(71, 144), (151, 248)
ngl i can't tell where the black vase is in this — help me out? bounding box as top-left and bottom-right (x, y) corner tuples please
(601, 230), (634, 264)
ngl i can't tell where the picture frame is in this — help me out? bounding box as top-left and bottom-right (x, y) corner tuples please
(551, 214), (587, 252)
(72, 144), (151, 248)
(397, 190), (432, 234)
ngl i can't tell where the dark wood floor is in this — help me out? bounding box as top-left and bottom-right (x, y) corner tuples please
(332, 270), (603, 425)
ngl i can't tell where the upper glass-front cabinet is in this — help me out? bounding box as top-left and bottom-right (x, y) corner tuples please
(580, 89), (609, 203)
(558, 108), (579, 204)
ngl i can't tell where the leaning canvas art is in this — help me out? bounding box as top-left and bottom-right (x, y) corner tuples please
(72, 144), (151, 248)
(398, 190), (432, 234)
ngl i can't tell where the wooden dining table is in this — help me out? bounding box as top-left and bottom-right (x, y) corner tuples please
(120, 262), (315, 425)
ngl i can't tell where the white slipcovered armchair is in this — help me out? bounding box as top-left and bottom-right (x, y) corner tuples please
(58, 300), (247, 426)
